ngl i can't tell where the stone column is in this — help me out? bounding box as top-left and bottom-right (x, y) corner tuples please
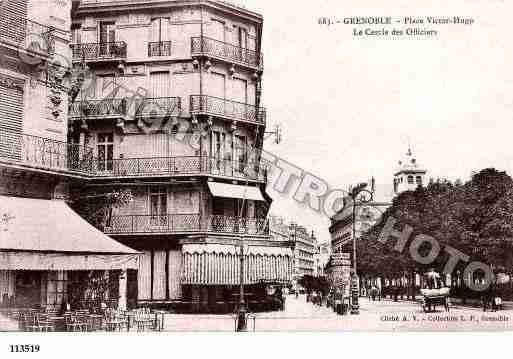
(118, 270), (127, 311)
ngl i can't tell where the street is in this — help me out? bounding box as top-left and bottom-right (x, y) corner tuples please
(162, 295), (513, 332)
(2, 295), (512, 332)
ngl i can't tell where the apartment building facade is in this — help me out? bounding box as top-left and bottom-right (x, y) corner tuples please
(70, 0), (292, 312)
(290, 224), (317, 279)
(0, 0), (138, 312)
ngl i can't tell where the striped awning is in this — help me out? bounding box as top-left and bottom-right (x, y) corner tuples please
(181, 245), (293, 285)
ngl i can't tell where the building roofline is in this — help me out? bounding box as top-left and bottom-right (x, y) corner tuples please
(74, 0), (263, 23)
(394, 169), (427, 176)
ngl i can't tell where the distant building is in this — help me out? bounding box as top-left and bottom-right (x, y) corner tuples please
(290, 224), (317, 278)
(393, 147), (427, 195)
(269, 215), (320, 283)
(268, 215), (290, 243)
(314, 242), (330, 277)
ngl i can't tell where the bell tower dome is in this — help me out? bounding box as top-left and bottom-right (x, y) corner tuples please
(393, 147), (427, 195)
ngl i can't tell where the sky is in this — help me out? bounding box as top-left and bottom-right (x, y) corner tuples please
(234, 0), (513, 244)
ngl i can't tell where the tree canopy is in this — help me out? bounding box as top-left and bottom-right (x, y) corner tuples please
(356, 168), (513, 279)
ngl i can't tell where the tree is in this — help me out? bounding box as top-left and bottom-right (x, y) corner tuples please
(69, 188), (133, 230)
(357, 168), (513, 294)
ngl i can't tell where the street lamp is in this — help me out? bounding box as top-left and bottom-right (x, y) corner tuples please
(350, 182), (373, 315)
(236, 173), (250, 332)
(237, 239), (248, 331)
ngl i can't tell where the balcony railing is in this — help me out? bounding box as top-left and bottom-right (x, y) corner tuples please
(191, 36), (263, 70)
(148, 41), (171, 57)
(69, 98), (127, 118)
(104, 214), (269, 236)
(70, 97), (181, 119)
(0, 130), (93, 174)
(90, 156), (267, 182)
(0, 16), (55, 55)
(190, 95), (266, 125)
(135, 97), (181, 117)
(71, 41), (127, 61)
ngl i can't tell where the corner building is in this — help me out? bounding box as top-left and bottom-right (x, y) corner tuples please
(0, 0), (138, 312)
(71, 0), (292, 312)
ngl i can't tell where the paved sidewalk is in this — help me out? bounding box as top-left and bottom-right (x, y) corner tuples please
(0, 313), (19, 332)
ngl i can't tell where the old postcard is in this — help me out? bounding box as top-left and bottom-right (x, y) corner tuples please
(1, 0), (513, 348)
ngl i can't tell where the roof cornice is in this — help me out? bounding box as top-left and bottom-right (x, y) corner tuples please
(74, 0), (263, 23)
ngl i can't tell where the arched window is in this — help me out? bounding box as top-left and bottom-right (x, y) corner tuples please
(407, 175), (414, 184)
(416, 176), (422, 185)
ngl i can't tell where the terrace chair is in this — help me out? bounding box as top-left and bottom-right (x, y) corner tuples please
(133, 308), (155, 332)
(25, 313), (53, 332)
(36, 313), (56, 332)
(64, 313), (84, 332)
(22, 312), (37, 332)
(104, 309), (127, 332)
(76, 314), (90, 332)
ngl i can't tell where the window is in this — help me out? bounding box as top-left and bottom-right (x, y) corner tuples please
(95, 74), (116, 100)
(237, 27), (248, 49)
(99, 22), (116, 56)
(210, 19), (225, 42)
(71, 24), (82, 44)
(150, 18), (169, 42)
(407, 175), (414, 184)
(150, 186), (167, 226)
(150, 71), (170, 97)
(236, 26), (248, 62)
(211, 131), (226, 170)
(416, 176), (423, 185)
(0, 75), (23, 161)
(149, 18), (170, 56)
(234, 135), (247, 173)
(97, 133), (114, 172)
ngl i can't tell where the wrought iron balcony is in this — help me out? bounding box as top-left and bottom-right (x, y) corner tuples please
(190, 95), (266, 125)
(0, 16), (55, 55)
(135, 97), (181, 117)
(0, 130), (93, 174)
(71, 41), (127, 61)
(104, 214), (269, 236)
(191, 36), (263, 70)
(90, 156), (267, 182)
(148, 41), (171, 57)
(69, 98), (127, 118)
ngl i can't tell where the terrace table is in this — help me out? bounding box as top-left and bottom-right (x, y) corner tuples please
(87, 314), (103, 332)
(105, 319), (125, 332)
(48, 316), (65, 332)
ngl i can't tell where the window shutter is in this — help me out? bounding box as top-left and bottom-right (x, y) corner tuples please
(0, 77), (24, 161)
(2, 0), (28, 18)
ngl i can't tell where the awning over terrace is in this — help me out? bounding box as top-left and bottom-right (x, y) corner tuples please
(207, 182), (265, 202)
(181, 244), (293, 285)
(0, 195), (139, 270)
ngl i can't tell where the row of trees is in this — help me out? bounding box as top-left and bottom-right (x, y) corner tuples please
(353, 168), (513, 296)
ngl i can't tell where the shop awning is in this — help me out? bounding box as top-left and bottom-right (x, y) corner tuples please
(207, 182), (265, 202)
(0, 195), (140, 270)
(181, 244), (293, 285)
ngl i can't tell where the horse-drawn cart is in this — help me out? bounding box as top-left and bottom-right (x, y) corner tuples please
(420, 270), (450, 312)
(420, 292), (449, 313)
